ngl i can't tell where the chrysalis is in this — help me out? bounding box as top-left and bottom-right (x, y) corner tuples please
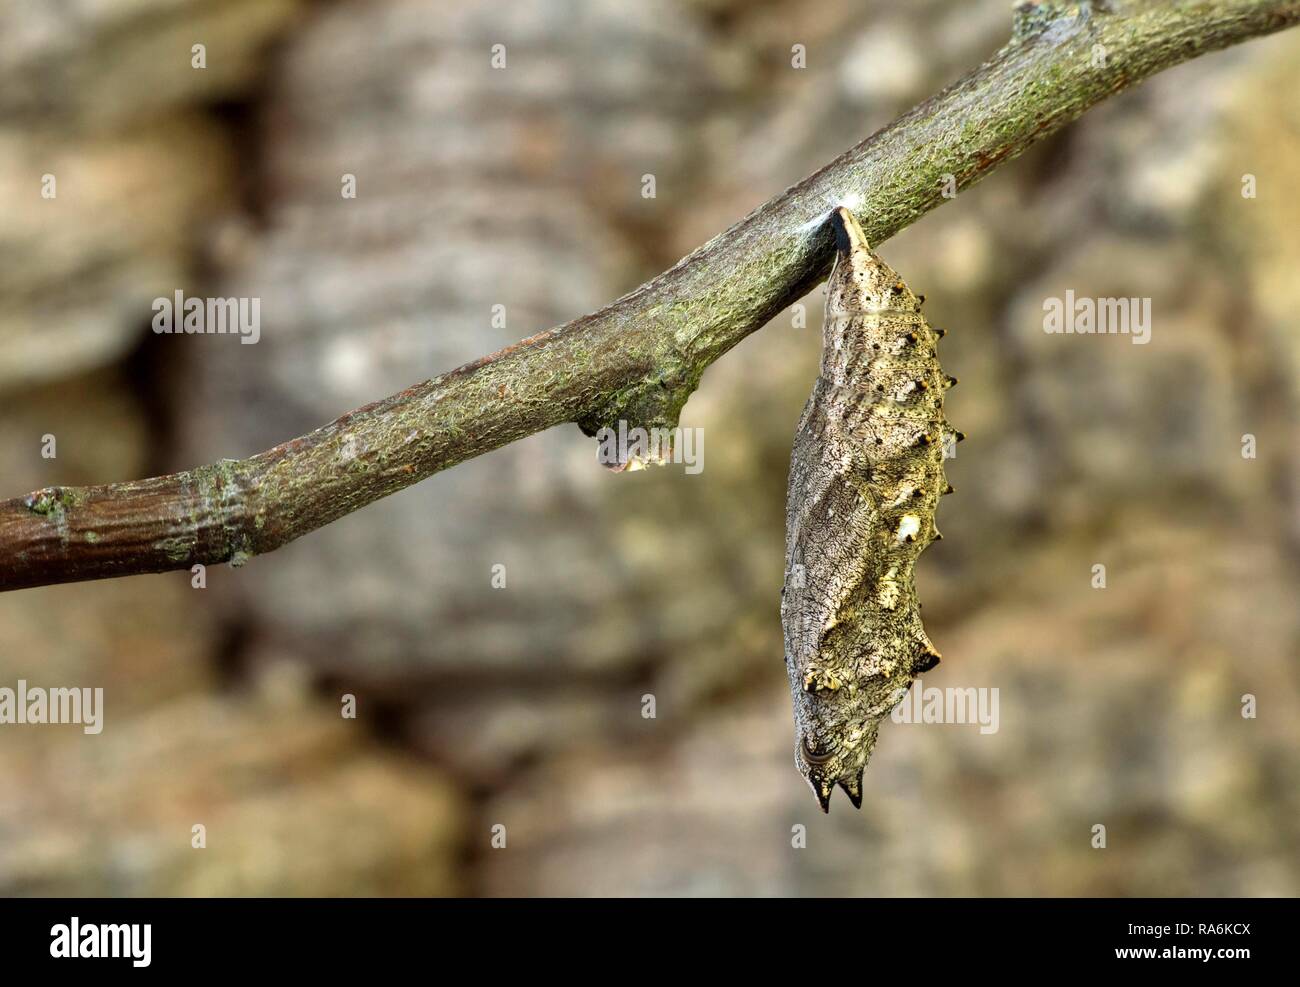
(781, 207), (960, 812)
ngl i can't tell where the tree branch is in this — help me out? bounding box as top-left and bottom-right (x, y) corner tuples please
(4, 0), (1297, 592)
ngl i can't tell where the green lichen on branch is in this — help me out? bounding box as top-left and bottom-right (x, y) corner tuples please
(24, 486), (85, 518)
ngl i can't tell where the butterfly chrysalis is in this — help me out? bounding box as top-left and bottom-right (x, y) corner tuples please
(781, 207), (960, 812)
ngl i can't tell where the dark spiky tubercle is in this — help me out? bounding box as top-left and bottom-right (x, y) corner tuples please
(781, 207), (957, 812)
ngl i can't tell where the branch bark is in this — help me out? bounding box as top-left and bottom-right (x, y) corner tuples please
(4, 0), (1298, 592)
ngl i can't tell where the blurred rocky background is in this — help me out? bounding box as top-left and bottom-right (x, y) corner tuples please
(0, 0), (1297, 896)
